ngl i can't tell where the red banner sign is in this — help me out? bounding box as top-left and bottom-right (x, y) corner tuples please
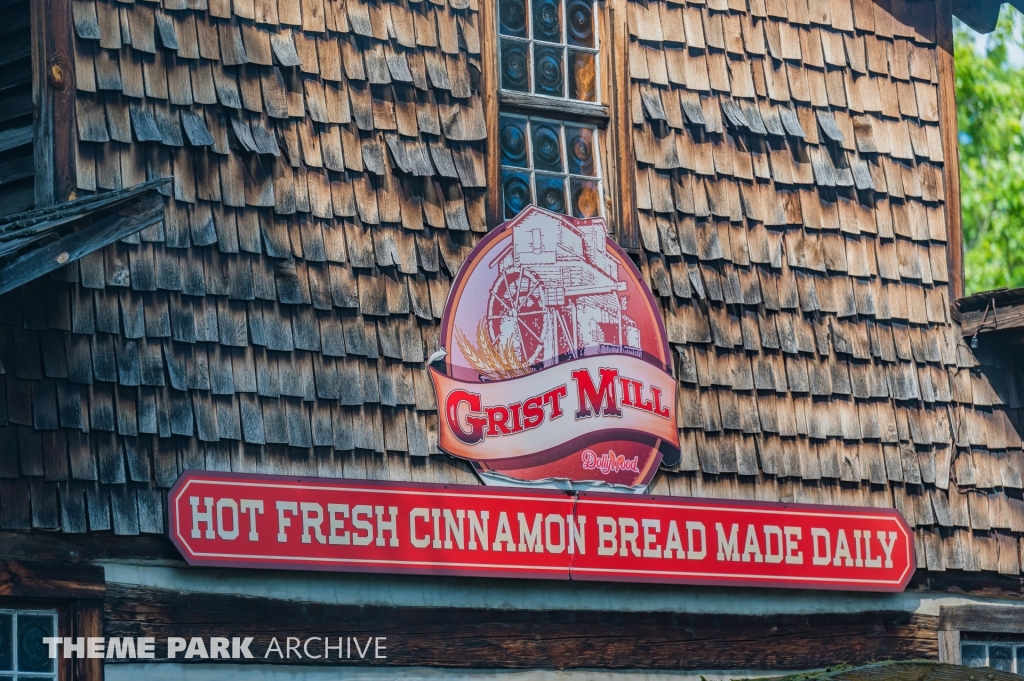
(168, 472), (916, 592)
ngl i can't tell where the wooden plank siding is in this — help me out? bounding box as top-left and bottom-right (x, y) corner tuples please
(0, 559), (104, 599)
(0, 0), (35, 216)
(103, 583), (940, 668)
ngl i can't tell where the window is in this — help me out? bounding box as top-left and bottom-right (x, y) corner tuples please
(499, 114), (602, 219)
(962, 641), (1024, 674)
(494, 0), (612, 224)
(0, 609), (58, 681)
(498, 0), (599, 102)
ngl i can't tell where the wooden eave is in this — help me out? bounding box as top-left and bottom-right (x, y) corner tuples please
(954, 287), (1024, 337)
(953, 0), (1021, 33)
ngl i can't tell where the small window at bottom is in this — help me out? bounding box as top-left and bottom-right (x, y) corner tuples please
(962, 641), (1024, 674)
(0, 610), (58, 681)
(499, 113), (602, 220)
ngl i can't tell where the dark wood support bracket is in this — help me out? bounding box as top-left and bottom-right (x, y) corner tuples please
(31, 0), (77, 206)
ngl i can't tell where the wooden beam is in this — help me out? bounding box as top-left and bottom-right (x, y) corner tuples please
(498, 91), (611, 119)
(0, 126), (33, 155)
(956, 301), (1024, 336)
(0, 559), (104, 600)
(609, 0), (637, 251)
(0, 531), (181, 564)
(104, 584), (939, 669)
(952, 0), (1001, 33)
(76, 600), (105, 681)
(30, 0), (52, 208)
(0, 192), (164, 295)
(939, 604), (1024, 633)
(45, 0), (77, 201)
(0, 177), (166, 231)
(937, 630), (961, 665)
(910, 570), (1024, 600)
(479, 0), (500, 229)
(936, 0), (964, 301)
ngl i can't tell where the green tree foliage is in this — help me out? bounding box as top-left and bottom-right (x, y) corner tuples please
(956, 8), (1024, 292)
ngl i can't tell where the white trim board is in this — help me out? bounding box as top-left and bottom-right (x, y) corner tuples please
(103, 663), (801, 681)
(101, 563), (1023, 616)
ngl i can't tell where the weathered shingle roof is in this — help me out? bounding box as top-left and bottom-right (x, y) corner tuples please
(0, 0), (1021, 583)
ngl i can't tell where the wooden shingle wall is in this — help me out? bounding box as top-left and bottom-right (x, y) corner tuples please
(0, 0), (1022, 579)
(625, 0), (1023, 575)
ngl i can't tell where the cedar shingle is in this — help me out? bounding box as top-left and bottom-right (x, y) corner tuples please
(0, 0), (1011, 577)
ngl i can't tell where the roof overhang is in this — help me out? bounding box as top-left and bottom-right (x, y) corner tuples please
(954, 287), (1024, 344)
(954, 0), (1024, 33)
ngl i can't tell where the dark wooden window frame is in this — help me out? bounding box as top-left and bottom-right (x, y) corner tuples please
(938, 604), (1024, 666)
(0, 560), (105, 681)
(1, 599), (72, 681)
(481, 0), (635, 248)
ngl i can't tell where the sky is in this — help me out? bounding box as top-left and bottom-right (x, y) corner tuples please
(962, 9), (1024, 65)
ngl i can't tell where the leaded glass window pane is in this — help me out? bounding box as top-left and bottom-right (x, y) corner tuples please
(500, 40), (530, 92)
(531, 123), (562, 172)
(15, 617), (51, 674)
(499, 0), (528, 36)
(991, 646), (1015, 673)
(0, 616), (11, 672)
(535, 174), (567, 213)
(500, 115), (602, 220)
(567, 51), (596, 101)
(533, 44), (565, 97)
(502, 170), (533, 218)
(0, 611), (57, 681)
(532, 0), (561, 41)
(959, 642), (1024, 674)
(962, 644), (987, 668)
(566, 0), (594, 46)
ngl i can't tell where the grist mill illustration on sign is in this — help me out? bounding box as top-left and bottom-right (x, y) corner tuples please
(429, 206), (682, 491)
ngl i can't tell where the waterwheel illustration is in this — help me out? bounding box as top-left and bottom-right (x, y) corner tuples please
(482, 211), (640, 369)
(487, 268), (552, 366)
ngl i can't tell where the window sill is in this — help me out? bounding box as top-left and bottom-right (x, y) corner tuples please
(499, 91), (610, 119)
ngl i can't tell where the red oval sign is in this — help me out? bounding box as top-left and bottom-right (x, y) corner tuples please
(432, 206), (680, 491)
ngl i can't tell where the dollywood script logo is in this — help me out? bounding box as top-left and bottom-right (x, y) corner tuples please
(429, 206), (680, 492)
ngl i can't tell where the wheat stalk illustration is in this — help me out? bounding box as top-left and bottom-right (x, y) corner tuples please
(454, 321), (531, 381)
